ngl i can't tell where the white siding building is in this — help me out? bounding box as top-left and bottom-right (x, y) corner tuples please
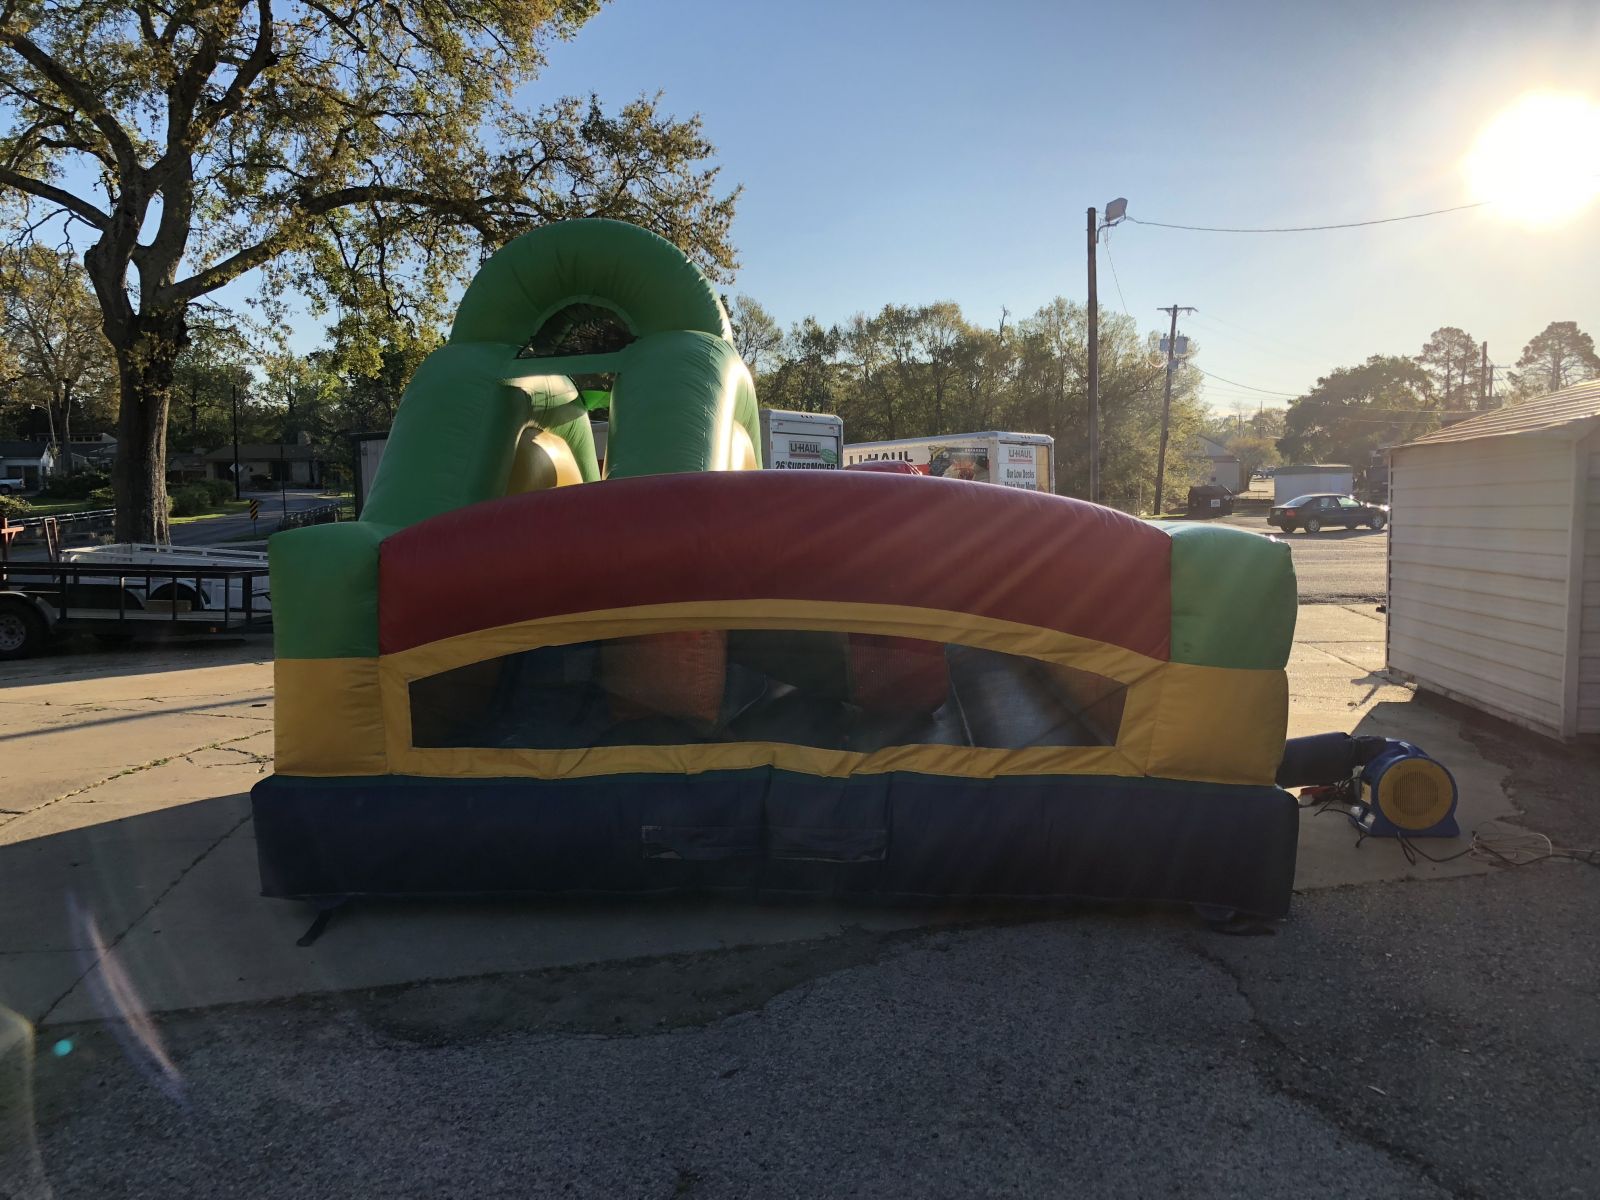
(1387, 380), (1600, 739)
(1274, 465), (1354, 504)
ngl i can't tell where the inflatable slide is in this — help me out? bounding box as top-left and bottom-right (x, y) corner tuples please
(253, 220), (1304, 918)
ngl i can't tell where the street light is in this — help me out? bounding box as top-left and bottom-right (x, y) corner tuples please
(1086, 197), (1127, 505)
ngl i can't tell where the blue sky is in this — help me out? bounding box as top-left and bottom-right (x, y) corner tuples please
(508, 0), (1600, 410)
(72, 0), (1593, 410)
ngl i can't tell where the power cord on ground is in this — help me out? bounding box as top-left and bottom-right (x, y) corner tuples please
(1297, 784), (1600, 872)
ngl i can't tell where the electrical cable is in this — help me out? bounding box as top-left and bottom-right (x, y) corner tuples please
(1383, 818), (1600, 870)
(1186, 310), (1330, 362)
(1101, 230), (1131, 317)
(1193, 366), (1301, 397)
(1127, 200), (1490, 234)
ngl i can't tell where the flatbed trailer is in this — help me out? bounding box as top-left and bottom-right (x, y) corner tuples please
(0, 556), (271, 660)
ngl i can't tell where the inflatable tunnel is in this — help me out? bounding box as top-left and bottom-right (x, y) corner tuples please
(254, 220), (1302, 918)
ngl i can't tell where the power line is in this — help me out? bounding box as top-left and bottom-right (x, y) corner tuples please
(1193, 366), (1301, 397)
(1186, 311), (1328, 363)
(1102, 231), (1130, 316)
(1126, 199), (1489, 234)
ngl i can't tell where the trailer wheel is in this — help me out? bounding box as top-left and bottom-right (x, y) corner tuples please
(0, 598), (46, 660)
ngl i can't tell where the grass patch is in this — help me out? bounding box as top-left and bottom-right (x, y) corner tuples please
(170, 499), (252, 525)
(23, 499), (103, 517)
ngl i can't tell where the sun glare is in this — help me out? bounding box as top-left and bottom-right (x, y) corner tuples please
(1464, 92), (1600, 228)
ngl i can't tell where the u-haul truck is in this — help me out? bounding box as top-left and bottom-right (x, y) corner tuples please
(758, 409), (843, 470)
(842, 432), (1056, 492)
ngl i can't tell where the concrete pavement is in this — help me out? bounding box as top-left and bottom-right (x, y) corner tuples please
(5, 606), (1595, 1199)
(0, 605), (1518, 1026)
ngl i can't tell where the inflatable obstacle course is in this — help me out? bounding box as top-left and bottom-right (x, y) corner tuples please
(255, 219), (1304, 918)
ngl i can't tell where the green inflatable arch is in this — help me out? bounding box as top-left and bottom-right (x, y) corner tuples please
(274, 219), (763, 660)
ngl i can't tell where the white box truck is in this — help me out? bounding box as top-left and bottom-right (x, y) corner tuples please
(759, 409), (843, 470)
(842, 432), (1056, 492)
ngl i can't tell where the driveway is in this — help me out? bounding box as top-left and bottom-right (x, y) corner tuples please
(1219, 511), (1389, 604)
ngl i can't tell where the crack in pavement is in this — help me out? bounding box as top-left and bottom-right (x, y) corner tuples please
(0, 729), (267, 832)
(35, 810), (253, 1027)
(1186, 936), (1472, 1200)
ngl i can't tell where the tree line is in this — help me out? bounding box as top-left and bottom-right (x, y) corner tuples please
(9, 229), (1594, 519)
(730, 295), (1208, 511)
(1275, 320), (1600, 469)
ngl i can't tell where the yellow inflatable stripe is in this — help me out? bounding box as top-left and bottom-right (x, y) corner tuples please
(274, 604), (1287, 786)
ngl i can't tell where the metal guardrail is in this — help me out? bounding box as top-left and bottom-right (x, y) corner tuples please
(10, 507), (116, 529)
(275, 503), (343, 532)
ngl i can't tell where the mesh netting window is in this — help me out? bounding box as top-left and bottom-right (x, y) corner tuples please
(517, 303), (635, 358)
(409, 629), (1127, 753)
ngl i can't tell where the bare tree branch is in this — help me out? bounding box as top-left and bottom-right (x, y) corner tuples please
(0, 166), (109, 228)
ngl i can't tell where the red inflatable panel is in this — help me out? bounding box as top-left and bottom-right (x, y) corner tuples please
(378, 472), (1172, 659)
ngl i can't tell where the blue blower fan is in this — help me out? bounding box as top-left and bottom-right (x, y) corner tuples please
(1278, 733), (1459, 839)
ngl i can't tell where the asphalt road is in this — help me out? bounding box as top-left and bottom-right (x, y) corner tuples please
(168, 488), (335, 546)
(10, 708), (1599, 1200)
(1220, 511), (1389, 604)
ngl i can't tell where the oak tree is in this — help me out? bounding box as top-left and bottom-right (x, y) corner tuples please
(1, 1), (738, 540)
(1278, 355), (1438, 466)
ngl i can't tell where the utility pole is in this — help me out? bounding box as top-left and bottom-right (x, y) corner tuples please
(1153, 304), (1196, 516)
(1085, 198), (1126, 505)
(280, 385), (293, 523)
(230, 383), (242, 500)
(1087, 206), (1099, 504)
(1480, 342), (1489, 409)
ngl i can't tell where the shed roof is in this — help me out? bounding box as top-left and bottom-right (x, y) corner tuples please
(1401, 379), (1600, 448)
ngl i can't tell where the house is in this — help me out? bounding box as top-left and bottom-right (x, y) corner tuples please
(0, 440), (57, 489)
(1193, 435), (1241, 493)
(1387, 380), (1600, 739)
(66, 433), (117, 471)
(201, 433), (321, 486)
(167, 448), (212, 482)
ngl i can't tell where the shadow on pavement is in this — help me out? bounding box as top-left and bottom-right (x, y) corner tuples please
(0, 636), (271, 687)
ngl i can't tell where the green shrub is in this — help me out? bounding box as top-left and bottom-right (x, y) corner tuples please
(169, 485), (212, 517)
(87, 487), (116, 507)
(0, 494), (33, 520)
(198, 477), (234, 504)
(38, 470), (111, 500)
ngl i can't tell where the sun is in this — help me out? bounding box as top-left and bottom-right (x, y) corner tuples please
(1464, 92), (1600, 228)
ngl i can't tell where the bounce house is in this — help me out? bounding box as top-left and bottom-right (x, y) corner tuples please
(253, 219), (1309, 919)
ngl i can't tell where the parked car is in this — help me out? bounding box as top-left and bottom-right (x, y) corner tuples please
(0, 472), (29, 495)
(1267, 493), (1388, 534)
